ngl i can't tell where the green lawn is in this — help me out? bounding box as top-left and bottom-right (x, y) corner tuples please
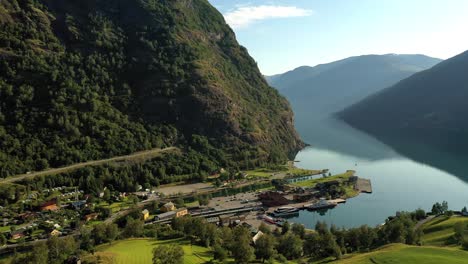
(421, 216), (468, 246)
(245, 166), (322, 179)
(336, 243), (468, 264)
(291, 170), (355, 188)
(95, 238), (213, 264)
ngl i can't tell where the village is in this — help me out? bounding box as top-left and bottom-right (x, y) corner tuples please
(0, 165), (374, 251)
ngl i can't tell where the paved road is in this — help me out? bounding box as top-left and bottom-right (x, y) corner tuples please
(0, 147), (178, 184)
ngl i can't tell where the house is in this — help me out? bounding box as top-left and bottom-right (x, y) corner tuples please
(175, 208), (188, 218)
(141, 209), (150, 221)
(50, 229), (62, 237)
(11, 231), (25, 240)
(160, 202), (176, 212)
(252, 231), (264, 244)
(40, 199), (59, 211)
(83, 213), (99, 222)
(258, 191), (290, 207)
(71, 200), (87, 210)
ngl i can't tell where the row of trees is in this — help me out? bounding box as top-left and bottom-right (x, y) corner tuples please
(7, 205), (466, 264)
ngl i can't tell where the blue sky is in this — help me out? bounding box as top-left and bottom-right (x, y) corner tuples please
(209, 0), (468, 75)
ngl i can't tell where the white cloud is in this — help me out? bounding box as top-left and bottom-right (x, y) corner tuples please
(224, 5), (313, 29)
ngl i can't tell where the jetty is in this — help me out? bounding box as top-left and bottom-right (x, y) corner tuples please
(355, 178), (372, 193)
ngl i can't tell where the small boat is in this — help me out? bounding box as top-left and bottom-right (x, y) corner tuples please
(306, 198), (337, 211)
(270, 206), (299, 217)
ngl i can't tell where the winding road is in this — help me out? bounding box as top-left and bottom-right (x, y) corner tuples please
(0, 147), (178, 184)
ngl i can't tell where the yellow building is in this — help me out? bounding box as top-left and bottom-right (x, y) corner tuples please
(175, 208), (188, 218)
(160, 202), (176, 212)
(50, 229), (62, 237)
(141, 209), (150, 221)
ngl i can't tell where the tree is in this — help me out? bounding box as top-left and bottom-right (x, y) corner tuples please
(123, 217), (144, 238)
(152, 244), (184, 264)
(213, 245), (227, 261)
(103, 188), (111, 204)
(31, 242), (49, 264)
(281, 221), (290, 235)
(106, 223), (119, 244)
(0, 233), (6, 246)
(255, 234), (276, 262)
(431, 202), (443, 215)
(277, 233), (303, 260)
(47, 236), (76, 264)
(232, 226), (254, 264)
(462, 206), (468, 214)
(259, 222), (271, 234)
(291, 223), (306, 239)
(414, 208), (426, 221)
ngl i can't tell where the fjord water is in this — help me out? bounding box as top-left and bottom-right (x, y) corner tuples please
(288, 117), (468, 229)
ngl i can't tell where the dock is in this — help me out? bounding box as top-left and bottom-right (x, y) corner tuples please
(355, 178), (372, 193)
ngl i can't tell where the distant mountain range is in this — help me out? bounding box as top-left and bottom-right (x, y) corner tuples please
(265, 54), (441, 159)
(267, 54), (442, 118)
(340, 50), (468, 158)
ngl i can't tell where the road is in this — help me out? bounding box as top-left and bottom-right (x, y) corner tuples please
(414, 215), (435, 230)
(0, 147), (178, 184)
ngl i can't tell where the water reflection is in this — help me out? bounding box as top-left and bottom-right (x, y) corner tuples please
(288, 116), (468, 228)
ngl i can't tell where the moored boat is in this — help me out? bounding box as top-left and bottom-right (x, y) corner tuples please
(306, 198), (337, 211)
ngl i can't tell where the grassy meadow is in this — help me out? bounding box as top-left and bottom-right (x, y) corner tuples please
(93, 238), (213, 264)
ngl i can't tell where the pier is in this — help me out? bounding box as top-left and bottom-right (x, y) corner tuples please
(355, 178), (372, 193)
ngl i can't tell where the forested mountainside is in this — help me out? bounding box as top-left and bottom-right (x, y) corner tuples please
(267, 54), (442, 117)
(340, 50), (468, 157)
(0, 0), (303, 177)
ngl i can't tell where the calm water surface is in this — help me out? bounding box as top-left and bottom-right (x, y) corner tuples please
(288, 117), (468, 229)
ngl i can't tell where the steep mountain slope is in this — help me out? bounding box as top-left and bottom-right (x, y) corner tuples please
(340, 50), (468, 156)
(267, 54), (442, 117)
(0, 0), (302, 176)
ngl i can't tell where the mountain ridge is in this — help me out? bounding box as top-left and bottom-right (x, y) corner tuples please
(339, 50), (468, 156)
(0, 0), (303, 176)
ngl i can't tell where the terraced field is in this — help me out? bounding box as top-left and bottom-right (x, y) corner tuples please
(335, 243), (468, 264)
(420, 215), (468, 246)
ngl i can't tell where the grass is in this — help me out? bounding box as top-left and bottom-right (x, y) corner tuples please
(98, 200), (130, 213)
(245, 166), (322, 179)
(336, 243), (468, 264)
(292, 171), (355, 188)
(94, 238), (213, 264)
(421, 216), (468, 246)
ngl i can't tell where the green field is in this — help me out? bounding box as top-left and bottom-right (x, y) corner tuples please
(421, 216), (468, 246)
(244, 166), (322, 179)
(94, 238), (213, 264)
(336, 243), (468, 264)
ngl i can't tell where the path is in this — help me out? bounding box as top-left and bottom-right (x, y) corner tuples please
(414, 215), (435, 230)
(0, 147), (178, 184)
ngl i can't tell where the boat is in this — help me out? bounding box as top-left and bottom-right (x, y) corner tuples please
(270, 206), (299, 217)
(306, 198), (337, 211)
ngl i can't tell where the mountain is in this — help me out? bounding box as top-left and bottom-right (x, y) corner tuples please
(0, 0), (303, 176)
(264, 54), (440, 159)
(267, 54), (442, 117)
(339, 50), (468, 158)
